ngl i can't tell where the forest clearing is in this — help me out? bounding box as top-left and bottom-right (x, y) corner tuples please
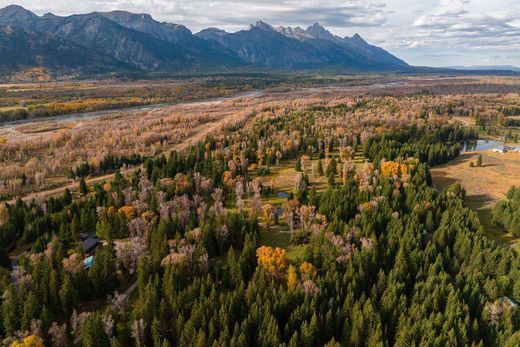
(431, 151), (520, 245)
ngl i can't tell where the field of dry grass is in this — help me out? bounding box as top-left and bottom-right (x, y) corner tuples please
(431, 151), (520, 245)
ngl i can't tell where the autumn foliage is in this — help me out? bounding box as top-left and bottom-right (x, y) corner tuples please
(10, 335), (44, 347)
(256, 246), (288, 278)
(380, 160), (408, 178)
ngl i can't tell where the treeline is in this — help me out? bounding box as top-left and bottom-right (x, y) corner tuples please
(363, 125), (478, 165)
(70, 153), (145, 179)
(500, 105), (520, 117)
(492, 186), (520, 237)
(0, 98), (152, 124)
(504, 118), (520, 128)
(0, 74), (298, 124)
(0, 107), (54, 123)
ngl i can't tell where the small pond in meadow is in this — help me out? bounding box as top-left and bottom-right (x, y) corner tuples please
(462, 140), (504, 153)
(277, 191), (289, 199)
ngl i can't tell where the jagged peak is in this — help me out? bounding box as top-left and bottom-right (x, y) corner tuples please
(250, 20), (275, 31)
(351, 33), (367, 44)
(306, 23), (335, 40)
(276, 25), (317, 40)
(309, 22), (326, 30)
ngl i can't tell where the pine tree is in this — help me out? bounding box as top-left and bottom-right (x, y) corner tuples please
(79, 178), (89, 195)
(295, 156), (302, 172)
(317, 160), (324, 176)
(81, 313), (110, 347)
(477, 155), (483, 167)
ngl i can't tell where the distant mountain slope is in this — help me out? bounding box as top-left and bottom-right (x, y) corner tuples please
(0, 5), (241, 70)
(197, 21), (408, 70)
(198, 22), (327, 69)
(96, 11), (242, 67)
(0, 25), (128, 75)
(277, 23), (408, 68)
(28, 13), (190, 70)
(0, 5), (411, 76)
(0, 4), (37, 26)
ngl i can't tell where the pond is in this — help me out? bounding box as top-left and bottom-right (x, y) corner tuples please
(462, 140), (504, 153)
(277, 191), (289, 199)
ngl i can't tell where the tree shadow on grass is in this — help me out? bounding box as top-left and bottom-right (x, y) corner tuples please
(431, 170), (458, 190)
(466, 193), (517, 245)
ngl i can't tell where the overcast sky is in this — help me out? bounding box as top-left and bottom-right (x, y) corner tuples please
(2, 0), (519, 67)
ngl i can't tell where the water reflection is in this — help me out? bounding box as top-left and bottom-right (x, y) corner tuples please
(462, 140), (504, 153)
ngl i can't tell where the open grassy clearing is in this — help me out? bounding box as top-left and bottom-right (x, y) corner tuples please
(431, 150), (520, 245)
(259, 225), (308, 261)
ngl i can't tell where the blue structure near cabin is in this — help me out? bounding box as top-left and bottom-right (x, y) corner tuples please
(83, 255), (94, 270)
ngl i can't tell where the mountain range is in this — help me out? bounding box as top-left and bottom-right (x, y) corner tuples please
(0, 5), (410, 76)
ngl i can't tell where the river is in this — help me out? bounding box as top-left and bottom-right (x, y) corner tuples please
(0, 90), (263, 141)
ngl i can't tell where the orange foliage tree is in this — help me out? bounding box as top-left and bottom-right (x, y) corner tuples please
(118, 205), (136, 220)
(256, 246), (288, 279)
(380, 160), (408, 178)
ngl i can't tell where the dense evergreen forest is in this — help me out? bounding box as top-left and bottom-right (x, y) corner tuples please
(0, 100), (519, 347)
(493, 187), (520, 238)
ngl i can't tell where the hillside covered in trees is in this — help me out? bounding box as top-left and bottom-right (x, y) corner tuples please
(0, 88), (519, 347)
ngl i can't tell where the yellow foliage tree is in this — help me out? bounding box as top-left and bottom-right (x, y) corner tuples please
(223, 170), (234, 189)
(11, 335), (44, 347)
(287, 265), (299, 289)
(299, 261), (317, 280)
(118, 205), (136, 220)
(256, 246), (288, 278)
(380, 160), (408, 178)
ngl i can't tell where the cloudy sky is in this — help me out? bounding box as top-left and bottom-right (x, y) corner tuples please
(2, 0), (519, 67)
